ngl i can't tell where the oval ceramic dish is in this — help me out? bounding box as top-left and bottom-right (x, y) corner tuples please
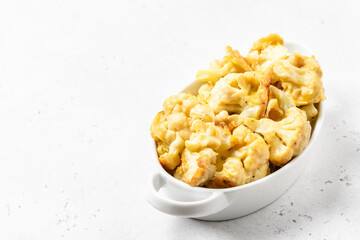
(146, 42), (324, 221)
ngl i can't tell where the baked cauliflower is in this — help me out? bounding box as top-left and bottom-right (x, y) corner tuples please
(150, 93), (199, 170)
(205, 71), (270, 116)
(301, 103), (318, 121)
(215, 106), (263, 131)
(174, 148), (217, 187)
(272, 52), (325, 106)
(197, 82), (214, 104)
(265, 98), (284, 121)
(150, 34), (325, 188)
(245, 86), (311, 166)
(211, 125), (270, 188)
(246, 33), (288, 74)
(185, 119), (232, 153)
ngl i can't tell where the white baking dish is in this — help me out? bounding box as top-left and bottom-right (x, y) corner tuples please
(146, 42), (324, 221)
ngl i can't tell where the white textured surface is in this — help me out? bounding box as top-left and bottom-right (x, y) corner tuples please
(0, 0), (359, 239)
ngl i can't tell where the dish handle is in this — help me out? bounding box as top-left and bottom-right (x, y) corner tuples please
(146, 172), (230, 218)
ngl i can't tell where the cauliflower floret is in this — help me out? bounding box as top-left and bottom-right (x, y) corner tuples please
(245, 87), (311, 166)
(162, 92), (200, 140)
(214, 106), (262, 131)
(206, 71), (270, 117)
(226, 106), (263, 131)
(151, 92), (227, 172)
(152, 93), (197, 142)
(272, 52), (325, 106)
(151, 93), (200, 170)
(163, 92), (199, 116)
(189, 104), (215, 123)
(150, 111), (175, 144)
(265, 98), (285, 121)
(301, 103), (318, 121)
(214, 110), (230, 127)
(246, 33), (288, 75)
(167, 112), (189, 132)
(150, 111), (182, 170)
(158, 133), (185, 170)
(150, 111), (177, 155)
(210, 157), (246, 187)
(185, 119), (232, 153)
(211, 125), (269, 188)
(196, 46), (252, 83)
(245, 107), (311, 166)
(174, 148), (217, 186)
(197, 82), (214, 104)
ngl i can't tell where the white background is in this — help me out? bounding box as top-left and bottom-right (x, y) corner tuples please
(0, 0), (359, 239)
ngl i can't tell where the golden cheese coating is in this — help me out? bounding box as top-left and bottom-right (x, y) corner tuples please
(150, 33), (325, 188)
